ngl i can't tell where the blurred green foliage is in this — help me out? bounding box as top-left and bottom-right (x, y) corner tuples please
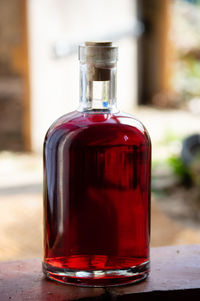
(183, 0), (200, 5)
(174, 58), (200, 98)
(167, 155), (191, 184)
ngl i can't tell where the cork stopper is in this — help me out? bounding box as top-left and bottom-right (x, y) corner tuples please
(79, 41), (118, 81)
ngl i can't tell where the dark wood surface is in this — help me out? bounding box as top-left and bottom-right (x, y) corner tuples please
(0, 245), (200, 300)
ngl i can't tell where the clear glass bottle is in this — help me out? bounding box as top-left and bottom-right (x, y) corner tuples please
(43, 41), (151, 287)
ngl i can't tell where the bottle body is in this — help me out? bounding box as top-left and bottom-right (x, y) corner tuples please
(43, 110), (151, 286)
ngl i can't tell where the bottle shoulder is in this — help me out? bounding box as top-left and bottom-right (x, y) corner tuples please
(44, 110), (151, 148)
(46, 111), (80, 134)
(47, 110), (148, 132)
(113, 111), (149, 134)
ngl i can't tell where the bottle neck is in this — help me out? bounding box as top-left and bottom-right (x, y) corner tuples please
(79, 62), (118, 112)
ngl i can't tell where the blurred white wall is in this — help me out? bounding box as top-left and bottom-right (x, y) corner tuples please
(27, 0), (138, 152)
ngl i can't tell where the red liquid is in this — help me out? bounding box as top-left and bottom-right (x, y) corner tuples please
(43, 110), (151, 286)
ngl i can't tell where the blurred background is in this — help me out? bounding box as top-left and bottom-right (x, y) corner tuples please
(0, 0), (200, 261)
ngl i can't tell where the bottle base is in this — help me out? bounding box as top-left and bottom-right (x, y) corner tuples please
(43, 261), (149, 287)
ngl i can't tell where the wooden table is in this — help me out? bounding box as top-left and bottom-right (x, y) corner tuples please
(0, 245), (200, 300)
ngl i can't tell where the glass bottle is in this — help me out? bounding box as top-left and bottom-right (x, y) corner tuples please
(43, 41), (151, 287)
